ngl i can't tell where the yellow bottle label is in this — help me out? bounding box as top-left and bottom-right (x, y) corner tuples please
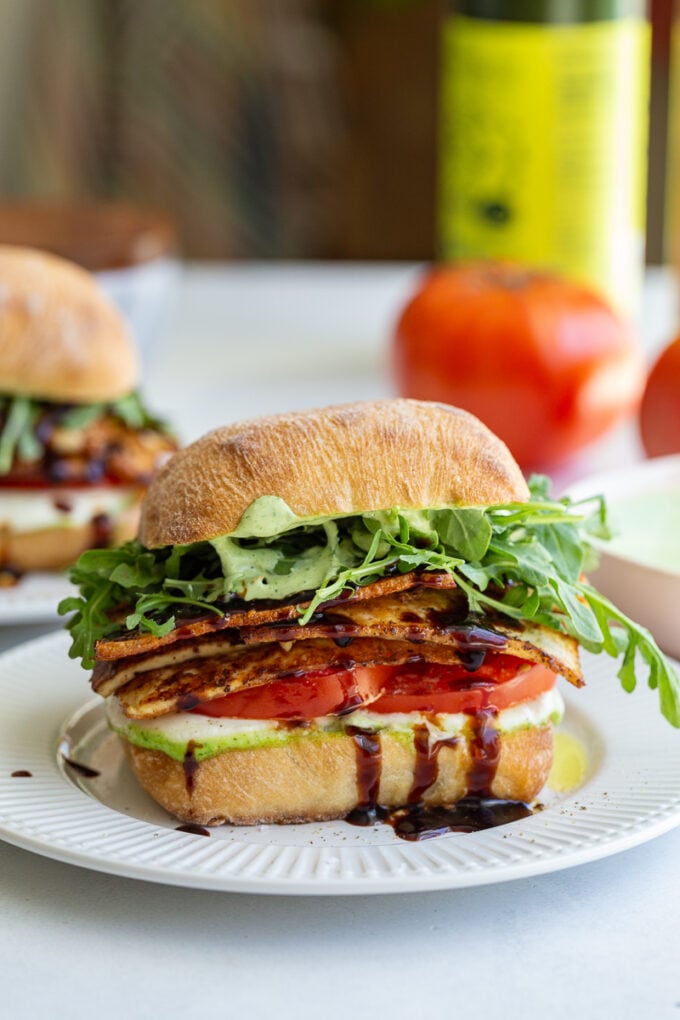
(665, 17), (680, 268)
(438, 16), (650, 313)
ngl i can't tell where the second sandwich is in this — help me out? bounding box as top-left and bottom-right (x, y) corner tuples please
(0, 245), (177, 575)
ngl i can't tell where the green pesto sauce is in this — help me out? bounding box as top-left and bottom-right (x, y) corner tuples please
(115, 718), (346, 762)
(230, 495), (325, 538)
(229, 495), (449, 540)
(111, 709), (563, 763)
(212, 497), (464, 603)
(605, 487), (680, 573)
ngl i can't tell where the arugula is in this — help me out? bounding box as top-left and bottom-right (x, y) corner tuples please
(0, 391), (169, 475)
(0, 397), (42, 473)
(58, 392), (168, 432)
(58, 477), (680, 727)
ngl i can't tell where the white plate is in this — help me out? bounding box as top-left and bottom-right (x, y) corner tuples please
(1, 631), (679, 895)
(0, 573), (72, 624)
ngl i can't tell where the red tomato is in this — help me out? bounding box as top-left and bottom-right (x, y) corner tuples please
(0, 477), (125, 489)
(192, 667), (384, 720)
(639, 335), (680, 457)
(391, 262), (644, 469)
(192, 655), (556, 720)
(368, 660), (555, 714)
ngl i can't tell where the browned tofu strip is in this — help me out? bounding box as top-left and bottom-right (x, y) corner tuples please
(94, 571), (458, 662)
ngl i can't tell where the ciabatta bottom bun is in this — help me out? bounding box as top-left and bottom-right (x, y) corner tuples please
(122, 724), (554, 827)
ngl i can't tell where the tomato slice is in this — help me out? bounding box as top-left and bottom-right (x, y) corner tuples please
(191, 655), (556, 721)
(0, 476), (126, 489)
(367, 659), (556, 714)
(192, 667), (385, 720)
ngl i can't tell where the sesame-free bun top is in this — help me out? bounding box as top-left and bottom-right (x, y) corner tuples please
(139, 399), (529, 547)
(0, 245), (139, 402)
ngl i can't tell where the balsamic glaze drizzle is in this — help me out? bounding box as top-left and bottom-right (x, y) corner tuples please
(408, 724), (459, 805)
(344, 703), (530, 841)
(344, 727), (384, 826)
(389, 798), (533, 841)
(175, 823), (211, 837)
(62, 757), (101, 779)
(182, 741), (201, 796)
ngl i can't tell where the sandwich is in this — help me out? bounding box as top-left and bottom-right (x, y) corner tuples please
(0, 245), (177, 576)
(61, 399), (680, 834)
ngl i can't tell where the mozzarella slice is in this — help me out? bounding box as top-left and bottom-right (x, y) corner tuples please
(0, 487), (135, 533)
(107, 687), (565, 763)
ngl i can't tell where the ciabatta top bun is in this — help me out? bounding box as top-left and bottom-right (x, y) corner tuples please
(140, 398), (529, 547)
(0, 245), (138, 402)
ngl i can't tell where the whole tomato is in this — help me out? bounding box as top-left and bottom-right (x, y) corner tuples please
(639, 336), (680, 457)
(391, 263), (645, 469)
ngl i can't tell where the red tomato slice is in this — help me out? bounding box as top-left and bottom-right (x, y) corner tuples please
(367, 659), (556, 714)
(192, 655), (556, 721)
(0, 476), (126, 489)
(192, 667), (385, 720)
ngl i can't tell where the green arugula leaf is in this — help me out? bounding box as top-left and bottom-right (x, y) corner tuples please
(58, 403), (106, 431)
(0, 397), (40, 472)
(548, 577), (602, 644)
(109, 392), (169, 432)
(432, 508), (492, 561)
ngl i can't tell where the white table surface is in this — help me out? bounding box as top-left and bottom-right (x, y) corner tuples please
(2, 263), (680, 1020)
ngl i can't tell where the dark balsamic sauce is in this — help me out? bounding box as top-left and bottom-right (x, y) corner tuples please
(44, 448), (109, 486)
(458, 648), (487, 672)
(426, 610), (508, 666)
(333, 636), (354, 648)
(334, 692), (367, 717)
(11, 770), (32, 778)
(35, 412), (58, 446)
(467, 708), (501, 795)
(344, 707), (532, 841)
(182, 741), (201, 795)
(347, 803), (391, 827)
(45, 455), (71, 483)
(177, 694), (201, 711)
(408, 724), (459, 805)
(62, 757), (100, 778)
(388, 798), (533, 841)
(175, 823), (211, 837)
(91, 512), (113, 549)
(344, 727), (385, 826)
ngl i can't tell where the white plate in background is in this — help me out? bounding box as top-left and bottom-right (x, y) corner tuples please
(0, 573), (72, 624)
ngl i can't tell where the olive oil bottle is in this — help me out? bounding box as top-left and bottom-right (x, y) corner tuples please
(438, 0), (650, 312)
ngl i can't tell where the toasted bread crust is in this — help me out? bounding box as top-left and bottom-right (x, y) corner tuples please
(139, 399), (529, 547)
(122, 723), (553, 826)
(0, 245), (138, 402)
